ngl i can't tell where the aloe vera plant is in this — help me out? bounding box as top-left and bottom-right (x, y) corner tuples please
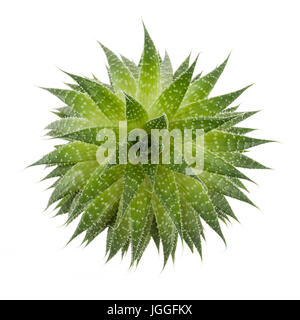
(31, 24), (271, 267)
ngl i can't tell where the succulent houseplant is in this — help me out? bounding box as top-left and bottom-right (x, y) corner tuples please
(31, 25), (271, 267)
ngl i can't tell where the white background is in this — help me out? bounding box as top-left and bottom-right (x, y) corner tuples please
(0, 0), (299, 300)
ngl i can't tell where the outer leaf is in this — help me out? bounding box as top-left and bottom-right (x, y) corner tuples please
(150, 217), (160, 251)
(41, 164), (73, 181)
(46, 118), (98, 137)
(135, 208), (154, 265)
(180, 195), (202, 256)
(203, 149), (251, 181)
(65, 83), (85, 93)
(83, 201), (119, 246)
(129, 179), (152, 263)
(107, 209), (131, 261)
(205, 130), (272, 152)
(154, 166), (183, 237)
(53, 106), (81, 118)
(181, 55), (229, 105)
(225, 127), (256, 135)
(67, 164), (125, 224)
(137, 25), (161, 108)
(43, 88), (110, 125)
(173, 54), (190, 79)
(207, 190), (238, 221)
(99, 43), (137, 97)
(160, 51), (173, 90)
(175, 172), (225, 242)
(169, 115), (237, 133)
(125, 93), (148, 129)
(199, 171), (256, 206)
(64, 73), (125, 121)
(31, 142), (98, 166)
(148, 57), (197, 119)
(119, 164), (145, 218)
(217, 111), (259, 130)
(175, 86), (251, 119)
(120, 55), (139, 80)
(55, 193), (78, 216)
(144, 113), (168, 132)
(47, 160), (99, 207)
(69, 179), (123, 241)
(216, 152), (270, 169)
(152, 193), (176, 266)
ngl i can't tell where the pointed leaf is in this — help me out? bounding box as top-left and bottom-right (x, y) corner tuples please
(137, 25), (161, 108)
(175, 172), (225, 242)
(144, 113), (168, 132)
(169, 115), (236, 133)
(64, 73), (125, 121)
(205, 130), (272, 152)
(180, 195), (202, 256)
(175, 86), (251, 118)
(182, 55), (229, 105)
(42, 164), (73, 181)
(173, 54), (190, 79)
(217, 111), (259, 130)
(121, 55), (139, 80)
(83, 201), (119, 246)
(208, 190), (238, 221)
(67, 164), (125, 223)
(152, 193), (176, 266)
(203, 149), (251, 181)
(216, 152), (270, 169)
(46, 118), (98, 137)
(70, 179), (123, 241)
(119, 164), (145, 218)
(48, 160), (99, 206)
(160, 51), (173, 90)
(199, 171), (256, 206)
(31, 142), (98, 166)
(149, 57), (197, 119)
(125, 93), (148, 129)
(129, 179), (152, 263)
(99, 43), (137, 97)
(43, 88), (110, 125)
(53, 106), (81, 118)
(154, 166), (182, 237)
